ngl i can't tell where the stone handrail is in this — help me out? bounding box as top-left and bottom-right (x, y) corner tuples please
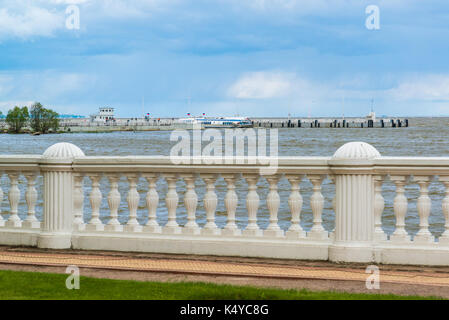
(2, 142), (449, 266)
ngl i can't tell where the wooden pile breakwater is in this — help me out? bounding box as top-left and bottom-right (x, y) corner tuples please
(55, 116), (409, 133)
(251, 117), (409, 128)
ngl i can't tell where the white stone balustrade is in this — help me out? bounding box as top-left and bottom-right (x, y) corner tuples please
(4, 142), (449, 265)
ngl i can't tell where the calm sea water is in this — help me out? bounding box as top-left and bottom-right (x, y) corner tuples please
(0, 117), (448, 238)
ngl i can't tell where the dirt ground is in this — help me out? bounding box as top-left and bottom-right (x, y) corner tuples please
(1, 246), (449, 299)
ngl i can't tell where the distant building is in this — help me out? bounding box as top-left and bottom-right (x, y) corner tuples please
(90, 107), (115, 123)
(59, 114), (86, 119)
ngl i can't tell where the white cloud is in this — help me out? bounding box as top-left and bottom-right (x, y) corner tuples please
(0, 4), (64, 39)
(0, 71), (97, 101)
(228, 71), (297, 99)
(388, 75), (449, 101)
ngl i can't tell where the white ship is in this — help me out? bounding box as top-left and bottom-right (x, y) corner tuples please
(178, 116), (253, 128)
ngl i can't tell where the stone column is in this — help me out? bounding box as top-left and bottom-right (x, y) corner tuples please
(38, 143), (85, 249)
(329, 142), (380, 263)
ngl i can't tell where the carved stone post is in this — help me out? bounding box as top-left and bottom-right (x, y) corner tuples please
(143, 173), (161, 234)
(86, 174), (104, 232)
(439, 177), (449, 245)
(201, 174), (220, 236)
(243, 174), (262, 237)
(38, 143), (85, 249)
(181, 173), (199, 235)
(373, 175), (387, 241)
(264, 175), (283, 237)
(329, 142), (380, 263)
(105, 174), (123, 232)
(414, 176), (434, 243)
(124, 174), (142, 232)
(73, 173), (85, 231)
(222, 173), (241, 236)
(23, 172), (40, 229)
(307, 175), (327, 240)
(390, 175), (410, 243)
(6, 173), (22, 228)
(0, 172), (3, 227)
(285, 175), (305, 239)
(163, 174), (181, 234)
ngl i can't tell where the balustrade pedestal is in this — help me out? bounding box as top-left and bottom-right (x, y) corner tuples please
(38, 143), (85, 249)
(328, 142), (380, 263)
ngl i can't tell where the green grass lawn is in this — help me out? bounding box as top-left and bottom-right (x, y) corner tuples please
(0, 270), (441, 300)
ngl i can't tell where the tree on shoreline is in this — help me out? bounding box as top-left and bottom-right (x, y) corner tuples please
(6, 106), (29, 133)
(30, 103), (60, 134)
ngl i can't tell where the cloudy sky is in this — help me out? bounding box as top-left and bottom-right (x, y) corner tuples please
(1, 0), (449, 117)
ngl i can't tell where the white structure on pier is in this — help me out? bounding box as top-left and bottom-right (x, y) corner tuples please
(90, 107), (115, 123)
(1, 141), (449, 265)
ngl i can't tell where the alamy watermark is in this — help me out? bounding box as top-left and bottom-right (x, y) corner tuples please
(65, 265), (80, 290)
(170, 127), (279, 175)
(365, 5), (380, 30)
(365, 265), (380, 290)
(65, 4), (80, 30)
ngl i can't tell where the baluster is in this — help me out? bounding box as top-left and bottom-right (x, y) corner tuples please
(124, 174), (142, 232)
(307, 175), (327, 239)
(222, 174), (241, 236)
(180, 174), (199, 235)
(143, 173), (161, 233)
(328, 175), (336, 240)
(23, 172), (40, 229)
(373, 175), (387, 241)
(202, 174), (220, 235)
(414, 176), (434, 243)
(264, 175), (283, 237)
(105, 174), (123, 232)
(439, 177), (449, 244)
(73, 174), (85, 231)
(6, 173), (21, 228)
(86, 174), (104, 231)
(390, 176), (410, 242)
(0, 172), (3, 227)
(285, 175), (306, 239)
(163, 174), (181, 234)
(243, 174), (262, 236)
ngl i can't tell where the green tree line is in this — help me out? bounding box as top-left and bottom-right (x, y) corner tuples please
(2, 102), (59, 134)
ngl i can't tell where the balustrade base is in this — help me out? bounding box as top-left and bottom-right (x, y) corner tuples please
(307, 230), (329, 240)
(163, 226), (182, 234)
(222, 228), (242, 237)
(413, 234), (435, 244)
(329, 243), (376, 263)
(438, 236), (449, 246)
(5, 220), (22, 228)
(124, 225), (142, 233)
(85, 224), (105, 232)
(374, 232), (388, 241)
(74, 223), (86, 232)
(390, 234), (412, 243)
(71, 234), (330, 261)
(263, 229), (284, 238)
(201, 228), (221, 236)
(144, 225), (162, 234)
(38, 232), (71, 249)
(242, 229), (263, 237)
(22, 221), (41, 229)
(286, 230), (306, 240)
(105, 224), (124, 232)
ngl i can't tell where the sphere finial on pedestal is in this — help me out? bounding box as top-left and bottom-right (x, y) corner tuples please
(332, 142), (380, 160)
(43, 142), (85, 159)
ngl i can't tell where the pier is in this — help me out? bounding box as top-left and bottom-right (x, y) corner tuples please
(56, 115), (409, 132)
(252, 116), (409, 128)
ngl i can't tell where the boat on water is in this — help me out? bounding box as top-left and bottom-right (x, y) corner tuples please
(178, 116), (253, 128)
